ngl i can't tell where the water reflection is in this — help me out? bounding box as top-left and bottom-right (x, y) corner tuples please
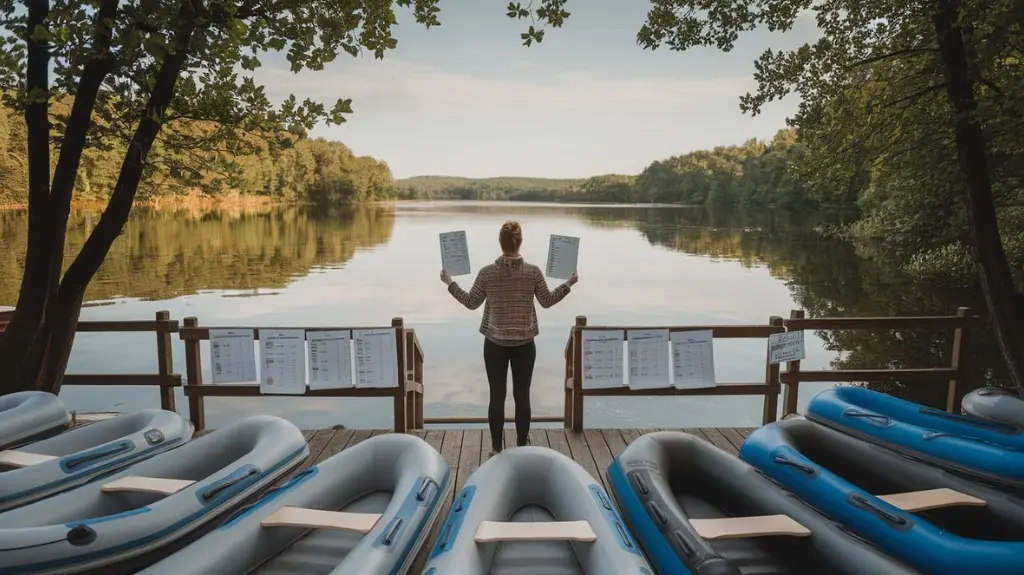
(0, 201), (989, 428)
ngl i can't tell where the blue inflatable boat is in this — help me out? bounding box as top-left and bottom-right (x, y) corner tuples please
(740, 416), (1024, 575)
(806, 386), (1024, 488)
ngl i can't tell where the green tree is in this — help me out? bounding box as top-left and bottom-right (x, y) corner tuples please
(626, 0), (1024, 395)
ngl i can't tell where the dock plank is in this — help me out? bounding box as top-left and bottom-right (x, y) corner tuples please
(736, 427), (758, 438)
(456, 430), (482, 496)
(602, 428), (628, 460)
(564, 430), (602, 485)
(700, 427), (739, 456)
(313, 429), (354, 465)
(529, 427), (550, 448)
(583, 429), (615, 491)
(620, 429), (642, 445)
(718, 427), (747, 452)
(545, 429), (573, 460)
(439, 430), (464, 493)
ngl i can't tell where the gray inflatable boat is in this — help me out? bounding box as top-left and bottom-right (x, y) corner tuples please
(0, 391), (70, 449)
(609, 430), (920, 575)
(0, 414), (308, 575)
(962, 387), (1024, 428)
(0, 408), (193, 511)
(422, 446), (653, 575)
(138, 432), (450, 575)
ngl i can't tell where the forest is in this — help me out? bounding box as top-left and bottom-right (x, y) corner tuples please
(0, 100), (395, 206)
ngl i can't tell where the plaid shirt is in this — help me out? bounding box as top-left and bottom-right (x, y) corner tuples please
(448, 255), (572, 346)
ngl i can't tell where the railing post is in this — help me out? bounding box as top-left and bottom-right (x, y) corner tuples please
(182, 317), (206, 431)
(781, 309), (804, 417)
(762, 316), (783, 425)
(563, 329), (574, 429)
(392, 317), (408, 433)
(404, 330), (421, 430)
(946, 306), (971, 412)
(154, 311), (176, 413)
(414, 334), (424, 429)
(571, 316), (587, 431)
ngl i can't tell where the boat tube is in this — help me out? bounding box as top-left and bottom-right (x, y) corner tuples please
(740, 416), (1024, 575)
(608, 430), (919, 575)
(0, 408), (193, 512)
(806, 386), (1024, 488)
(0, 391), (70, 449)
(962, 387), (1024, 428)
(422, 446), (653, 575)
(0, 414), (308, 575)
(137, 432), (450, 575)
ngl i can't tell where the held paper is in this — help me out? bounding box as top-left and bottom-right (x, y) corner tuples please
(260, 329), (308, 395)
(671, 330), (717, 389)
(353, 328), (399, 388)
(581, 330), (625, 389)
(768, 330), (806, 364)
(308, 330), (354, 390)
(545, 235), (580, 280)
(209, 329), (257, 384)
(439, 230), (472, 276)
(627, 329), (671, 389)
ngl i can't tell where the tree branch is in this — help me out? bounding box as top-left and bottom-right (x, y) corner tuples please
(845, 47), (939, 70)
(881, 81), (949, 109)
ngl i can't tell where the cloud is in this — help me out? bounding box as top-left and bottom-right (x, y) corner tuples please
(250, 57), (756, 116)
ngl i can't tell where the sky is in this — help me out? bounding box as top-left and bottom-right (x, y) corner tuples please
(250, 0), (822, 180)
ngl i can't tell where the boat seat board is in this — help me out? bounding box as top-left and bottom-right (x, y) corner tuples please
(261, 506), (382, 533)
(474, 520), (598, 543)
(689, 514), (811, 540)
(0, 450), (58, 467)
(101, 476), (196, 495)
(877, 488), (986, 512)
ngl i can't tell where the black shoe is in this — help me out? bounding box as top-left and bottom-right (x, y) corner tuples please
(517, 437), (532, 447)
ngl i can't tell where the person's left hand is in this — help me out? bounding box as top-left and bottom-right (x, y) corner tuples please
(440, 269), (452, 285)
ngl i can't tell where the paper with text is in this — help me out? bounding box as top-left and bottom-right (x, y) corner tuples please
(769, 330), (806, 364)
(353, 328), (399, 388)
(671, 330), (717, 389)
(627, 329), (672, 389)
(308, 330), (354, 390)
(439, 230), (472, 276)
(210, 329), (257, 384)
(545, 235), (580, 280)
(581, 330), (625, 389)
(260, 329), (307, 395)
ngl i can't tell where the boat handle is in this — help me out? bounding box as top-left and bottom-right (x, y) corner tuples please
(772, 454), (817, 475)
(847, 494), (908, 527)
(921, 431), (1024, 451)
(201, 468), (259, 501)
(63, 442), (134, 471)
(437, 520), (454, 549)
(416, 478), (432, 501)
(842, 410), (892, 425)
(382, 518), (404, 545)
(919, 407), (1020, 434)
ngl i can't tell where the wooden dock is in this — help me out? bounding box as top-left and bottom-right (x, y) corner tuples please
(282, 426), (757, 572)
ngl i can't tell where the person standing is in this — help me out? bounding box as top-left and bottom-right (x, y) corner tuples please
(440, 221), (578, 455)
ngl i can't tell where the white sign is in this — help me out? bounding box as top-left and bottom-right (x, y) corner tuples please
(439, 230), (472, 276)
(353, 328), (399, 388)
(545, 234), (580, 280)
(260, 329), (307, 395)
(308, 330), (354, 390)
(768, 330), (806, 364)
(627, 329), (671, 389)
(671, 330), (717, 389)
(581, 330), (626, 389)
(209, 329), (257, 384)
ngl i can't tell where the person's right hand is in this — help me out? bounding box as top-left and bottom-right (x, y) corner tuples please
(440, 269), (452, 285)
(567, 271), (579, 286)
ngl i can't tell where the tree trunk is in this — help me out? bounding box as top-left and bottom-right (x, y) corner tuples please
(0, 0), (53, 393)
(932, 0), (1024, 395)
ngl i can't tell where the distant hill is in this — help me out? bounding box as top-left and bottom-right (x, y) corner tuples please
(392, 175), (582, 201)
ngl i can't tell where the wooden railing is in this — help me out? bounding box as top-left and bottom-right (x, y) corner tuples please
(0, 310), (180, 412)
(178, 317), (424, 432)
(562, 308), (979, 431)
(563, 316), (785, 431)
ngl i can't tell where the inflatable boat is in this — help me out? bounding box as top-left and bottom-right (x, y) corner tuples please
(137, 432), (449, 575)
(962, 387), (1024, 428)
(0, 391), (70, 449)
(806, 386), (1024, 488)
(422, 446), (652, 575)
(0, 414), (308, 575)
(0, 409), (193, 511)
(740, 416), (1024, 575)
(608, 430), (919, 575)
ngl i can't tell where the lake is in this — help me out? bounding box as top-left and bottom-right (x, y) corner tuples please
(0, 201), (979, 429)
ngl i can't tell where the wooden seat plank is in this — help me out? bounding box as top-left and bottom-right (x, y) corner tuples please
(101, 476), (195, 495)
(690, 514), (811, 540)
(261, 506), (381, 533)
(878, 488), (986, 512)
(474, 520), (597, 543)
(0, 450), (58, 468)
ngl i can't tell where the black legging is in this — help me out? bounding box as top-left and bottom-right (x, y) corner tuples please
(483, 338), (536, 451)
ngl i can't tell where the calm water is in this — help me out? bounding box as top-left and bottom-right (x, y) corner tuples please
(0, 201), (979, 429)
